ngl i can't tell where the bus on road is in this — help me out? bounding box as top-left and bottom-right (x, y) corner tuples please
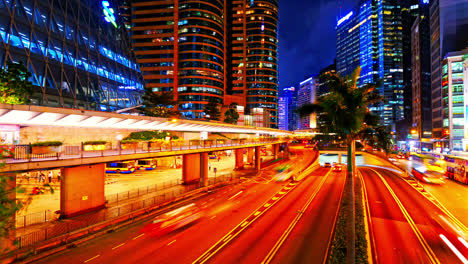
(106, 161), (136, 174)
(444, 155), (468, 184)
(136, 159), (157, 170)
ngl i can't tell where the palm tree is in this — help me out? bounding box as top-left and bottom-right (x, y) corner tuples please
(297, 67), (383, 263)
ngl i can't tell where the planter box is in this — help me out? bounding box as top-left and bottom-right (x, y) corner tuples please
(83, 144), (106, 151)
(121, 143), (138, 149)
(149, 142), (163, 148)
(32, 146), (61, 154)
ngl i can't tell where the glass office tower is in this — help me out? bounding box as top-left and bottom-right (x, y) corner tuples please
(336, 0), (404, 128)
(0, 0), (144, 111)
(129, 0), (279, 127)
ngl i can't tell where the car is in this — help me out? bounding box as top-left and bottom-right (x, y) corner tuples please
(304, 143), (314, 148)
(324, 162), (331, 168)
(333, 165), (342, 172)
(396, 154), (405, 159)
(140, 203), (202, 236)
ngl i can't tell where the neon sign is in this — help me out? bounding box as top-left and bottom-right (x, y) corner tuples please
(337, 11), (353, 27)
(102, 1), (117, 28)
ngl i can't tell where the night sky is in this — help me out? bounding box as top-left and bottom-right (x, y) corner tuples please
(278, 0), (355, 89)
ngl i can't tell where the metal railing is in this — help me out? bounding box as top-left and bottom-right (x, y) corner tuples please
(15, 210), (55, 229)
(2, 138), (283, 163)
(105, 179), (181, 205)
(15, 174), (239, 249)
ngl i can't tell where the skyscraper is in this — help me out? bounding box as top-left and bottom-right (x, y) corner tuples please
(282, 86), (297, 131)
(0, 0), (144, 111)
(297, 76), (318, 130)
(278, 97), (288, 130)
(430, 0), (468, 142)
(336, 0), (405, 128)
(129, 0), (279, 127)
(411, 4), (432, 143)
(318, 62), (336, 97)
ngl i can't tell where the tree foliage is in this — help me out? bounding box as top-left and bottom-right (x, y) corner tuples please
(138, 88), (179, 118)
(297, 67), (384, 143)
(0, 147), (53, 246)
(204, 97), (221, 121)
(0, 61), (33, 105)
(223, 108), (239, 124)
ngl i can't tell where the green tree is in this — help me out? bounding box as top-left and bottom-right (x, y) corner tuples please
(138, 89), (179, 118)
(204, 97), (221, 121)
(0, 61), (33, 104)
(0, 147), (53, 252)
(223, 103), (239, 124)
(297, 67), (384, 263)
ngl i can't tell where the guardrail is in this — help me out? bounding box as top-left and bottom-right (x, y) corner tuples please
(1, 139), (284, 164)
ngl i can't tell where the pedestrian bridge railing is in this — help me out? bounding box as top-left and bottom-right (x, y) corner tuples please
(1, 138), (285, 165)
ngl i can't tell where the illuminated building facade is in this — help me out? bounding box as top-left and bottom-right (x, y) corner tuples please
(430, 0), (468, 140)
(336, 0), (405, 128)
(441, 50), (468, 151)
(282, 86), (297, 131)
(0, 0), (144, 111)
(129, 0), (279, 127)
(278, 97), (287, 131)
(411, 8), (432, 143)
(297, 76), (318, 130)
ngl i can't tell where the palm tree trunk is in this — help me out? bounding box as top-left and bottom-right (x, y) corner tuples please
(346, 136), (355, 264)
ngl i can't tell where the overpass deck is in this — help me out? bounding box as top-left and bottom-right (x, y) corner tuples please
(1, 140), (286, 172)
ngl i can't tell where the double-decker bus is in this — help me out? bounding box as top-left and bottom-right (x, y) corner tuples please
(444, 155), (468, 184)
(106, 161), (136, 174)
(136, 159), (157, 170)
(409, 153), (444, 184)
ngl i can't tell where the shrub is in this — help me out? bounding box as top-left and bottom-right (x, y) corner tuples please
(121, 139), (138, 144)
(83, 140), (107, 145)
(31, 141), (63, 147)
(124, 131), (175, 141)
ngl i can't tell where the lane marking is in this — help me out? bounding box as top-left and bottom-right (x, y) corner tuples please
(240, 221), (249, 227)
(132, 233), (145, 240)
(358, 169), (376, 264)
(84, 255), (101, 263)
(440, 234), (468, 264)
(459, 237), (468, 249)
(228, 191), (243, 200)
(167, 240), (177, 246)
(193, 180), (297, 264)
(369, 168), (440, 264)
(112, 243), (125, 250)
(193, 157), (323, 264)
(404, 178), (468, 235)
(262, 169), (333, 264)
(222, 235), (232, 242)
(210, 215), (217, 219)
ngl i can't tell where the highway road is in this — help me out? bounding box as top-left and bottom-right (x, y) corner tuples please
(360, 167), (468, 264)
(35, 149), (348, 264)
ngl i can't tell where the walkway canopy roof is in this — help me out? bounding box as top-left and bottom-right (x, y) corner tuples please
(0, 104), (292, 136)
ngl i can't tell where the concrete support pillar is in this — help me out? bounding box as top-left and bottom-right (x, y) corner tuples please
(255, 146), (261, 172)
(235, 148), (244, 170)
(247, 148), (254, 164)
(61, 164), (105, 218)
(183, 153), (201, 185)
(200, 152), (208, 187)
(273, 144), (279, 159)
(339, 153), (342, 164)
(1, 173), (16, 253)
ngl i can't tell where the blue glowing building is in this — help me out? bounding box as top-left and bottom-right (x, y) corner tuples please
(336, 0), (405, 128)
(0, 0), (144, 111)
